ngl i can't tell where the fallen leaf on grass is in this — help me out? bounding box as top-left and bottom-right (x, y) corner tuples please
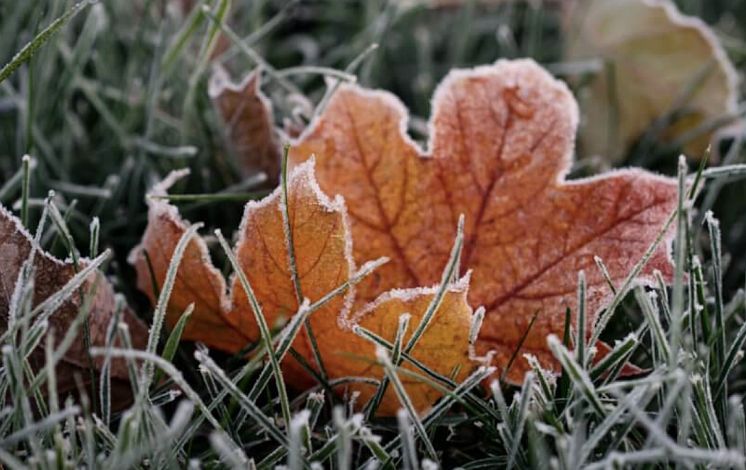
(289, 58), (678, 383)
(564, 0), (739, 161)
(210, 67), (282, 184)
(0, 205), (147, 405)
(130, 170), (248, 353)
(130, 161), (475, 415)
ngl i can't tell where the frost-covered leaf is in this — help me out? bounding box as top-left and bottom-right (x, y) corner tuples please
(130, 161), (476, 415)
(289, 58), (678, 383)
(564, 0), (739, 161)
(129, 170), (246, 353)
(210, 68), (281, 184)
(0, 205), (147, 403)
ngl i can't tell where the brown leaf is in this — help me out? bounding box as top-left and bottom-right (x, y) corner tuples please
(0, 205), (147, 404)
(289, 59), (678, 383)
(131, 161), (476, 414)
(210, 68), (282, 184)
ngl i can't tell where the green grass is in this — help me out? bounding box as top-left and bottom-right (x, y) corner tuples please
(1, 0), (746, 468)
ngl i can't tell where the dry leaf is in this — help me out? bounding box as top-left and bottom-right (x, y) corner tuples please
(210, 68), (282, 184)
(130, 161), (476, 415)
(289, 58), (678, 383)
(564, 0), (739, 161)
(0, 205), (147, 404)
(129, 170), (248, 353)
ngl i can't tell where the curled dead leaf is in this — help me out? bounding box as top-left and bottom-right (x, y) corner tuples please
(130, 160), (476, 415)
(0, 205), (147, 405)
(289, 58), (678, 383)
(210, 68), (282, 184)
(564, 0), (739, 161)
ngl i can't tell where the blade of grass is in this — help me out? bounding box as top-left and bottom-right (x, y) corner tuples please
(377, 346), (438, 462)
(576, 271), (587, 367)
(715, 318), (746, 396)
(19, 155), (32, 228)
(142, 222), (203, 390)
(634, 287), (670, 361)
(547, 335), (604, 416)
(706, 214), (726, 388)
(153, 303), (194, 386)
(195, 350), (289, 448)
(90, 348), (230, 439)
(589, 333), (639, 382)
(0, 405), (80, 448)
(589, 182), (681, 347)
(506, 372), (534, 470)
(364, 313), (410, 418)
(215, 228), (291, 430)
(149, 191), (269, 202)
(0, 1), (92, 84)
(500, 310), (539, 384)
(199, 5), (300, 96)
(280, 144), (328, 384)
(405, 215), (463, 354)
(669, 156), (689, 366)
(161, 0), (207, 74)
(99, 298), (125, 426)
(593, 256), (618, 295)
(398, 409), (420, 470)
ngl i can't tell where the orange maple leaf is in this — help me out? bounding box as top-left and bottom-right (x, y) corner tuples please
(130, 161), (476, 415)
(289, 59), (678, 383)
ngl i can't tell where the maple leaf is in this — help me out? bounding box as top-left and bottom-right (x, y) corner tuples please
(130, 160), (476, 415)
(210, 67), (282, 184)
(0, 204), (147, 404)
(564, 0), (739, 162)
(130, 170), (247, 353)
(289, 58), (679, 383)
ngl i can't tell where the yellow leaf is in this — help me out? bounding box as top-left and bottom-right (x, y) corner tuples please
(564, 0), (739, 161)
